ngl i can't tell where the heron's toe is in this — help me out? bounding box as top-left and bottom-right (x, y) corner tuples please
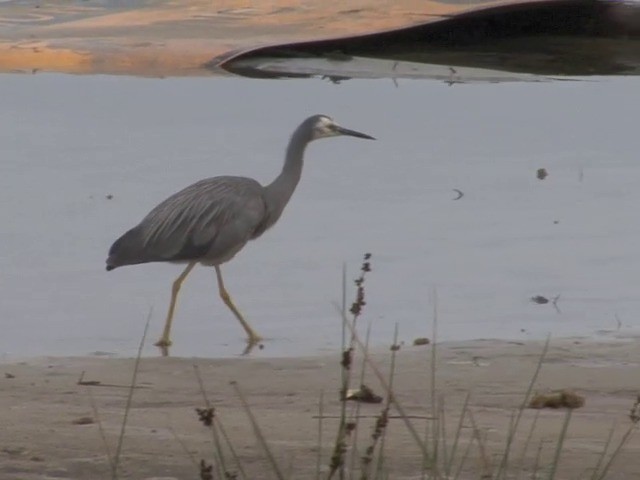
(239, 333), (261, 354)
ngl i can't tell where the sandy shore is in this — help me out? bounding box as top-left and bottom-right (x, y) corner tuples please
(0, 0), (486, 76)
(1, 336), (639, 479)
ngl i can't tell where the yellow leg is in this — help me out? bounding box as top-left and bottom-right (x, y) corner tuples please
(214, 265), (262, 352)
(155, 262), (196, 348)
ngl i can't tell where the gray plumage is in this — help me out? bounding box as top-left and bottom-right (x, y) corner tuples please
(105, 114), (374, 351)
(106, 176), (269, 268)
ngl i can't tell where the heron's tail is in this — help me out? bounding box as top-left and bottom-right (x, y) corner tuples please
(105, 227), (148, 271)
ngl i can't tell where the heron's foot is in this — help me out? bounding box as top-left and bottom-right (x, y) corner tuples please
(154, 338), (173, 348)
(157, 344), (171, 357)
(155, 338), (172, 357)
(242, 333), (263, 356)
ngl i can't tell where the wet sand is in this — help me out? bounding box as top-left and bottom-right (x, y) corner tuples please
(0, 0), (506, 76)
(1, 337), (638, 479)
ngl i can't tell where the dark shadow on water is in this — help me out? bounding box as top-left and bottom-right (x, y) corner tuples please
(384, 36), (640, 76)
(220, 0), (640, 81)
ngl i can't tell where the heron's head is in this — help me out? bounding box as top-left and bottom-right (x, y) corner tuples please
(306, 114), (375, 141)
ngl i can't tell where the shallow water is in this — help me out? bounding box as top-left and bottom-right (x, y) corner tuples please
(228, 37), (640, 80)
(1, 73), (639, 359)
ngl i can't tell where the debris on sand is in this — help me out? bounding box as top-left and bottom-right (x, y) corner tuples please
(529, 390), (585, 409)
(195, 407), (215, 427)
(345, 384), (382, 404)
(72, 416), (95, 425)
(413, 337), (431, 346)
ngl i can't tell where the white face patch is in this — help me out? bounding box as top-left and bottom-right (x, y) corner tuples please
(312, 115), (339, 140)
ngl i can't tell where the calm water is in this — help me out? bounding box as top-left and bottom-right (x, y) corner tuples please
(1, 73), (639, 359)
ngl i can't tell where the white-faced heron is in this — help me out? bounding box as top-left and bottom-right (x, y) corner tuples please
(105, 114), (375, 352)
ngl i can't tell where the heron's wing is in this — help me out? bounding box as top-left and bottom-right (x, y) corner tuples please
(110, 176), (267, 266)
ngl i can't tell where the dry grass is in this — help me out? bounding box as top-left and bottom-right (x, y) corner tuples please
(84, 255), (638, 480)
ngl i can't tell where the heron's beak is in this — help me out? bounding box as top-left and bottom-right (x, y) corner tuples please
(335, 125), (376, 140)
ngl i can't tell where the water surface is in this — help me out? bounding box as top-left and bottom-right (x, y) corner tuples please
(1, 73), (639, 358)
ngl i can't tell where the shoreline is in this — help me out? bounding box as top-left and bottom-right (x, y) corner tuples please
(2, 328), (638, 364)
(2, 335), (638, 478)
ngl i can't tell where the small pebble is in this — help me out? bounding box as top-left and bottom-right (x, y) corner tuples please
(72, 416), (95, 425)
(536, 168), (548, 180)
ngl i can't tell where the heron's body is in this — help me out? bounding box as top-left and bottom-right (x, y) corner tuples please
(106, 115), (374, 353)
(107, 176), (272, 269)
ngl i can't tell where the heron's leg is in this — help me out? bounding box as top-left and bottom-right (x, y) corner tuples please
(214, 265), (262, 348)
(155, 262), (196, 348)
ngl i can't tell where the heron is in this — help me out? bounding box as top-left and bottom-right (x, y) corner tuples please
(105, 114), (375, 353)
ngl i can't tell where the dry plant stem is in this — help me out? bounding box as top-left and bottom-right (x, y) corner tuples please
(231, 381), (285, 480)
(515, 410), (541, 480)
(335, 302), (432, 465)
(429, 289), (439, 478)
(361, 404), (390, 480)
(349, 324), (373, 477)
(215, 417), (248, 480)
(444, 392), (470, 477)
(531, 440), (545, 480)
(431, 412), (442, 480)
(380, 324), (400, 439)
(112, 309), (151, 480)
(193, 365), (227, 478)
(330, 378), (349, 476)
(371, 387), (393, 475)
(316, 391), (325, 480)
(331, 263), (350, 480)
(468, 410), (491, 479)
(316, 415), (433, 420)
(193, 365), (243, 480)
(437, 396), (448, 473)
(339, 263), (348, 435)
(341, 263), (347, 345)
(167, 422), (200, 471)
(421, 289), (441, 480)
(365, 325), (399, 480)
(501, 411), (518, 480)
(330, 255), (372, 480)
(494, 336), (550, 480)
(329, 377), (349, 479)
(594, 422), (638, 480)
(453, 432), (475, 480)
(589, 422), (616, 480)
(547, 409), (572, 480)
(285, 456), (296, 480)
(430, 288), (438, 431)
(85, 386), (115, 475)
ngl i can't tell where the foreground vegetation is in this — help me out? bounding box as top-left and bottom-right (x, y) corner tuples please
(90, 254), (638, 480)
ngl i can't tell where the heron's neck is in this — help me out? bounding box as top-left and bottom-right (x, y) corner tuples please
(264, 128), (310, 218)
